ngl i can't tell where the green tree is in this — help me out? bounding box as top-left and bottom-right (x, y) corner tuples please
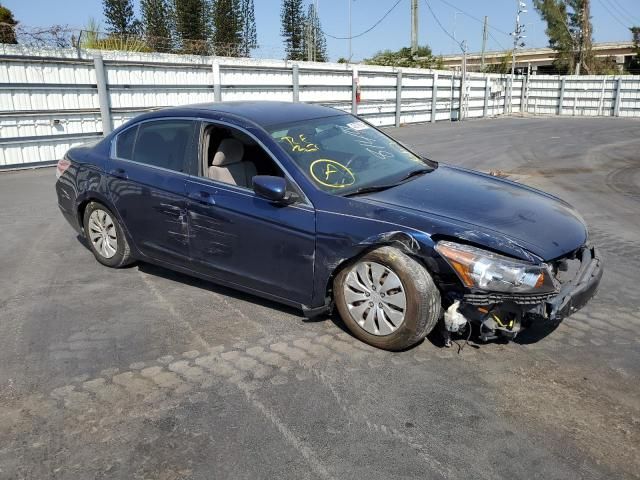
(103, 0), (139, 36)
(239, 0), (257, 57)
(628, 26), (640, 73)
(302, 3), (327, 62)
(364, 45), (437, 68)
(142, 0), (173, 51)
(0, 3), (18, 44)
(533, 0), (594, 74)
(281, 0), (305, 60)
(212, 0), (242, 56)
(484, 52), (512, 74)
(174, 0), (209, 54)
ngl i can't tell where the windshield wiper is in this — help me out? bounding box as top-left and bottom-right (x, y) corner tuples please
(342, 184), (398, 197)
(342, 168), (433, 198)
(398, 168), (432, 182)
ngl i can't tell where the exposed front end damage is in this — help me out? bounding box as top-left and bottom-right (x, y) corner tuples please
(438, 245), (603, 344)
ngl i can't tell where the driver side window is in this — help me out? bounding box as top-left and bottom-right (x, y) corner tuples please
(200, 124), (284, 190)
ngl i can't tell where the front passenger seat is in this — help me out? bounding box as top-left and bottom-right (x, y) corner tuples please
(208, 138), (257, 188)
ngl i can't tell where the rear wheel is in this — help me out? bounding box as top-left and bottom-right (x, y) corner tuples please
(334, 246), (441, 351)
(83, 202), (134, 268)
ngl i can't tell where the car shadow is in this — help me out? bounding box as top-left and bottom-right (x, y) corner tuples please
(76, 234), (90, 250)
(77, 233), (556, 350)
(76, 234), (139, 269)
(310, 311), (454, 351)
(512, 319), (562, 344)
(136, 261), (306, 318)
(133, 260), (449, 351)
(437, 319), (561, 348)
(77, 233), (354, 332)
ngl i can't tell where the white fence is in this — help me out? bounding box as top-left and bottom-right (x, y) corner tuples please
(525, 75), (640, 117)
(0, 44), (638, 168)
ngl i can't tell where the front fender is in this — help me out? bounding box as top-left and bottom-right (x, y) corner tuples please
(312, 209), (434, 308)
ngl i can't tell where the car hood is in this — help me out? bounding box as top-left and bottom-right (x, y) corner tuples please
(357, 164), (587, 261)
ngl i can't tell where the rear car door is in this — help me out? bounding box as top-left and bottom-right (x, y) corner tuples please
(107, 118), (197, 266)
(184, 121), (316, 306)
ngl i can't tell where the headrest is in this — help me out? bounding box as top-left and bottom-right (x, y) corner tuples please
(212, 138), (244, 166)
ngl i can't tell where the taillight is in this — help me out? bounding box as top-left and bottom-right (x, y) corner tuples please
(56, 158), (71, 179)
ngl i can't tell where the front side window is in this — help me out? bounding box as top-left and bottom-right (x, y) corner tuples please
(201, 123), (284, 189)
(115, 120), (195, 172)
(267, 114), (431, 195)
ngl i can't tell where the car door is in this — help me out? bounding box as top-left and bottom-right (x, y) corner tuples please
(184, 121), (316, 306)
(107, 118), (197, 267)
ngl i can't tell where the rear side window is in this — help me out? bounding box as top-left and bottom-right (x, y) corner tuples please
(133, 120), (195, 172)
(114, 120), (195, 172)
(115, 125), (137, 160)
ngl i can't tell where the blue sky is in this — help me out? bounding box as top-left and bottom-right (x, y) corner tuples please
(4, 0), (638, 60)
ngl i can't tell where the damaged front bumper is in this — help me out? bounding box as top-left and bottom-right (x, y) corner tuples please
(546, 245), (603, 321)
(448, 246), (603, 341)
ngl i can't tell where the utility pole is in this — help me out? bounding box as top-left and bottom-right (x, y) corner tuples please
(313, 0), (319, 62)
(313, 0), (318, 62)
(305, 11), (312, 61)
(348, 0), (352, 61)
(461, 40), (468, 121)
(411, 0), (418, 56)
(576, 0), (590, 75)
(509, 1), (527, 113)
(481, 16), (488, 71)
(452, 11), (460, 53)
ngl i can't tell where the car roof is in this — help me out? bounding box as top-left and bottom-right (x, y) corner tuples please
(169, 101), (347, 128)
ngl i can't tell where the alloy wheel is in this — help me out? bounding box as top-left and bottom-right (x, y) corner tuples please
(343, 261), (407, 336)
(88, 209), (118, 259)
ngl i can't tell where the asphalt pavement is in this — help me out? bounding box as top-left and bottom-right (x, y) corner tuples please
(0, 116), (639, 479)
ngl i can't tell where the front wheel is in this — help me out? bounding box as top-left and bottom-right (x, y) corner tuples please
(334, 246), (441, 351)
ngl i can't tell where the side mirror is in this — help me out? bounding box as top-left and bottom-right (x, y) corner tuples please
(252, 175), (293, 204)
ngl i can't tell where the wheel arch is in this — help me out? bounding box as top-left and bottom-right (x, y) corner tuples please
(323, 231), (431, 304)
(76, 192), (115, 232)
(75, 193), (137, 258)
(329, 234), (443, 350)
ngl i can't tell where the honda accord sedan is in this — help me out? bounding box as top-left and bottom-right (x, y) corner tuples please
(56, 101), (602, 350)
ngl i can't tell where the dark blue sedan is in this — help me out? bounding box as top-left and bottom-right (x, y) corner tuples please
(56, 101), (602, 350)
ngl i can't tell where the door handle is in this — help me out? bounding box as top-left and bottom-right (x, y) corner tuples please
(188, 190), (216, 205)
(109, 168), (128, 180)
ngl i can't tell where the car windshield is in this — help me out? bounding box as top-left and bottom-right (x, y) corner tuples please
(267, 115), (432, 195)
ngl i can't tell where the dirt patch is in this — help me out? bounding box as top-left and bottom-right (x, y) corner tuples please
(489, 166), (604, 179)
(606, 165), (640, 199)
(492, 355), (640, 478)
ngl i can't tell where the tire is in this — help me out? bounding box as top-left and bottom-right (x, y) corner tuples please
(83, 201), (134, 268)
(334, 246), (441, 351)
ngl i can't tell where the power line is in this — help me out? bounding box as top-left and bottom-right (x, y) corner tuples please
(608, 0), (640, 24)
(488, 30), (507, 51)
(596, 0), (631, 29)
(433, 0), (512, 37)
(423, 0), (465, 52)
(323, 0), (405, 40)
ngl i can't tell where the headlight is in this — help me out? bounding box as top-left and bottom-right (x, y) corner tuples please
(435, 241), (556, 293)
